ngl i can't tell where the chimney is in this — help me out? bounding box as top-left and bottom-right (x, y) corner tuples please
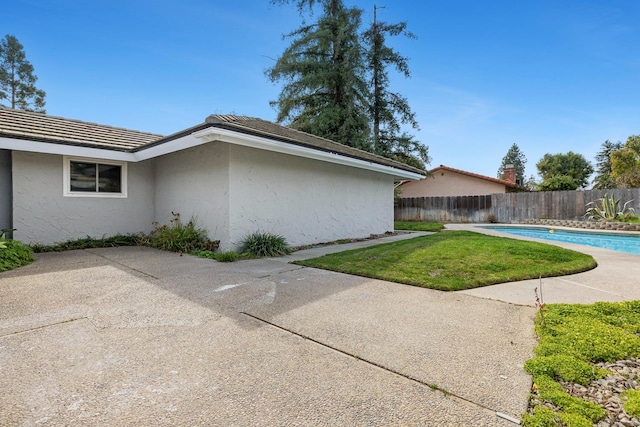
(504, 164), (516, 184)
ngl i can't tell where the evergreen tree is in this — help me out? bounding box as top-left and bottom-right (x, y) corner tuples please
(0, 34), (46, 112)
(363, 6), (428, 168)
(524, 174), (538, 191)
(267, 0), (371, 150)
(497, 143), (526, 184)
(592, 140), (623, 189)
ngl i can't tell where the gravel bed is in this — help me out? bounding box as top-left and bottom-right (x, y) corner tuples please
(529, 359), (640, 426)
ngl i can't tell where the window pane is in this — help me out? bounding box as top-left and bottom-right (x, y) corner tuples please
(70, 162), (96, 192)
(98, 164), (122, 193)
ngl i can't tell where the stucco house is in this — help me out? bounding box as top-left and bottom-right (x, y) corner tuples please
(397, 164), (519, 198)
(0, 107), (425, 250)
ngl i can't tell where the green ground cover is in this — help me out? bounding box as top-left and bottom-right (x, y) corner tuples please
(523, 301), (640, 426)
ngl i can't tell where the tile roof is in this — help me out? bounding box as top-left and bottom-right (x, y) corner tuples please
(202, 115), (426, 175)
(0, 106), (163, 150)
(0, 107), (426, 175)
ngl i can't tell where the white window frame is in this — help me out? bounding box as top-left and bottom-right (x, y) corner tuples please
(63, 156), (128, 198)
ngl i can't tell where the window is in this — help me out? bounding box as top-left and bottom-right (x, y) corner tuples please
(64, 156), (127, 197)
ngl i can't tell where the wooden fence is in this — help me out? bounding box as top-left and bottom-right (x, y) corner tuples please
(394, 188), (640, 223)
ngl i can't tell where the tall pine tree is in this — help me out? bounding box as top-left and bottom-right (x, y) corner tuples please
(268, 1), (429, 169)
(497, 143), (527, 184)
(592, 139), (623, 189)
(0, 34), (46, 112)
(364, 6), (428, 169)
(267, 0), (371, 150)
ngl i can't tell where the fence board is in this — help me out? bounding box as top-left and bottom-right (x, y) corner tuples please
(394, 189), (640, 223)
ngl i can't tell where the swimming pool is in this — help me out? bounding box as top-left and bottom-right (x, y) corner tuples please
(484, 226), (640, 255)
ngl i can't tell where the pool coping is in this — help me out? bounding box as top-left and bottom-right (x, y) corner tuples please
(521, 218), (640, 232)
(480, 224), (640, 239)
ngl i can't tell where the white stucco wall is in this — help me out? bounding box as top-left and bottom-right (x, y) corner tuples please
(12, 151), (155, 244)
(0, 149), (11, 231)
(399, 170), (507, 197)
(227, 144), (393, 250)
(153, 142), (230, 247)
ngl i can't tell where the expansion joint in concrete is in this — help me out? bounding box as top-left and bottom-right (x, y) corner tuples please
(240, 312), (514, 423)
(0, 317), (87, 338)
(85, 249), (160, 279)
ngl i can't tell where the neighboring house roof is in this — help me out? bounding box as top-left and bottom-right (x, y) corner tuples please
(0, 107), (425, 177)
(427, 165), (519, 188)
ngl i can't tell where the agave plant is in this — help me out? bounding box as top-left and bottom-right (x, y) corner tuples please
(584, 194), (636, 222)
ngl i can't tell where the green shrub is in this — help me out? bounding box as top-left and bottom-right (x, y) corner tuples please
(241, 231), (291, 257)
(0, 239), (34, 272)
(144, 213), (219, 253)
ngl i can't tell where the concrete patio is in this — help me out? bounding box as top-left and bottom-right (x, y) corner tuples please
(1, 233), (536, 426)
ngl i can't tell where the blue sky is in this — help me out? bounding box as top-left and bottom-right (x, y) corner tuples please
(2, 0), (639, 181)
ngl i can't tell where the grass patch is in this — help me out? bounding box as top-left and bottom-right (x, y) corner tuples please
(394, 221), (444, 232)
(295, 231), (596, 291)
(191, 249), (240, 262)
(523, 301), (640, 426)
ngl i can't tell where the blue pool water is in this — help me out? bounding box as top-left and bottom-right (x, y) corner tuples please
(484, 226), (640, 256)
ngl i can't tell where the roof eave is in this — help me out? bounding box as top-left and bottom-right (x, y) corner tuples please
(192, 126), (424, 180)
(1, 127), (424, 180)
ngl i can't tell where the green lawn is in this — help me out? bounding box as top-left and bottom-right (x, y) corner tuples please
(394, 221), (445, 232)
(295, 231), (596, 291)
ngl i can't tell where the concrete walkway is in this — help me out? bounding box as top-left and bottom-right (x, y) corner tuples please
(0, 234), (536, 426)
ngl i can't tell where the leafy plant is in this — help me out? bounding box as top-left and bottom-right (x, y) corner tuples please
(241, 231), (291, 257)
(144, 212), (219, 253)
(0, 238), (34, 272)
(0, 229), (8, 250)
(584, 193), (635, 222)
